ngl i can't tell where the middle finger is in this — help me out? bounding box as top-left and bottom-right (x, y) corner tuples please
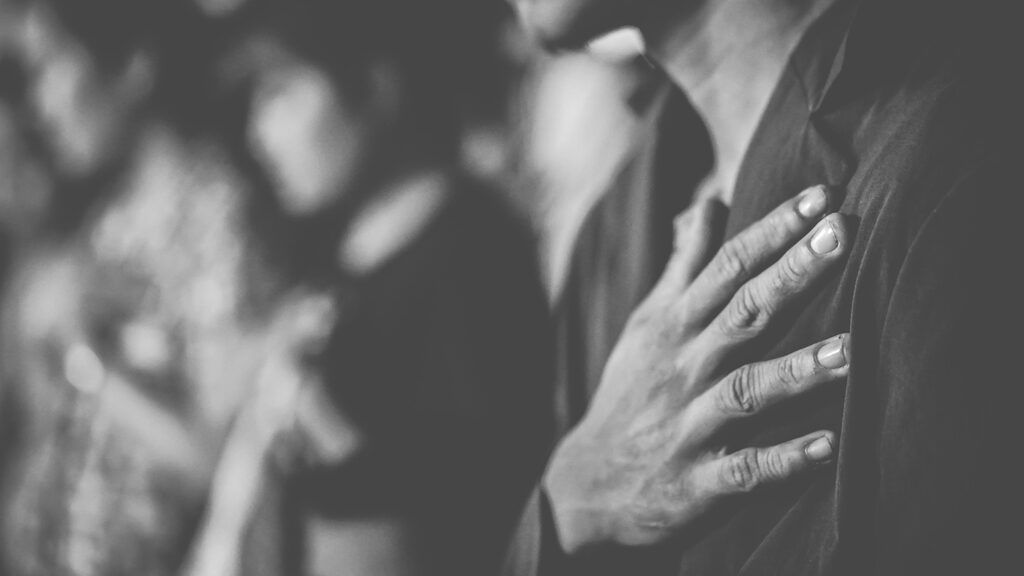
(684, 334), (849, 438)
(701, 214), (848, 351)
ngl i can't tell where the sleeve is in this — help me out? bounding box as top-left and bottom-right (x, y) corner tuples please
(870, 158), (1024, 575)
(501, 488), (571, 576)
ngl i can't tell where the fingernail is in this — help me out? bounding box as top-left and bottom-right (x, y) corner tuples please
(816, 337), (847, 369)
(797, 186), (827, 218)
(805, 435), (834, 462)
(809, 220), (839, 254)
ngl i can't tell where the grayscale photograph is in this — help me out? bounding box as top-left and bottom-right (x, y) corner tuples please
(0, 0), (1019, 575)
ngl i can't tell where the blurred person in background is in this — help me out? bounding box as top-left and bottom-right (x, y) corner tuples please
(0, 46), (54, 273)
(1, 47), (56, 569)
(0, 0), (292, 575)
(0, 53), (53, 400)
(185, 1), (555, 575)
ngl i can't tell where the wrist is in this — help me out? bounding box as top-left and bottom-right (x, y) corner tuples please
(542, 438), (613, 555)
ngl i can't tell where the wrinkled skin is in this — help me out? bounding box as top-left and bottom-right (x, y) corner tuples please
(544, 186), (852, 552)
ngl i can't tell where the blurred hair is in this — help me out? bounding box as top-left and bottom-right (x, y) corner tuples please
(238, 0), (511, 163)
(229, 0), (515, 286)
(38, 0), (227, 132)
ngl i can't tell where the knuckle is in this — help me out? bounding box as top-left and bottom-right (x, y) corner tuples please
(718, 364), (761, 415)
(724, 450), (761, 492)
(713, 241), (752, 282)
(756, 210), (796, 248)
(773, 199), (805, 231)
(627, 482), (685, 533)
(775, 250), (807, 290)
(722, 288), (769, 334)
(758, 448), (787, 482)
(775, 355), (802, 387)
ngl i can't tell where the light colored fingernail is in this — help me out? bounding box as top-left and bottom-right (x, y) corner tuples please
(809, 220), (839, 255)
(797, 186), (827, 218)
(805, 435), (834, 462)
(816, 338), (847, 369)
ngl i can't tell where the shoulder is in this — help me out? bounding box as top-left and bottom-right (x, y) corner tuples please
(341, 175), (544, 314)
(844, 52), (1021, 265)
(405, 177), (540, 279)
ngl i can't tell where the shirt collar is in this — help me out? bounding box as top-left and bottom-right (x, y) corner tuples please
(788, 0), (862, 115)
(633, 0), (950, 118)
(798, 0), (956, 115)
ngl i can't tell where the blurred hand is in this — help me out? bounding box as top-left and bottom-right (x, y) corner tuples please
(544, 186), (850, 553)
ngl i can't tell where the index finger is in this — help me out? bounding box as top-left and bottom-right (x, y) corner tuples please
(682, 185), (833, 323)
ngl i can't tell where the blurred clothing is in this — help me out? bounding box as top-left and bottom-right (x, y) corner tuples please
(0, 124), (271, 576)
(4, 3), (551, 576)
(515, 54), (647, 299)
(503, 0), (1022, 574)
(285, 173), (554, 576)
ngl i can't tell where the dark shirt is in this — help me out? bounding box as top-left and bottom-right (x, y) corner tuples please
(504, 0), (1023, 574)
(296, 182), (554, 576)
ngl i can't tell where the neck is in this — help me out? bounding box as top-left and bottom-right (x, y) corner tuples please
(642, 0), (834, 202)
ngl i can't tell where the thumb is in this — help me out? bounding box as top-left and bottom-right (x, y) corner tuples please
(657, 198), (728, 295)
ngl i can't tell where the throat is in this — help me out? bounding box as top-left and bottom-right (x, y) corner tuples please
(642, 0), (838, 204)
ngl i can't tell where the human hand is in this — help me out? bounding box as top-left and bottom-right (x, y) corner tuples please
(544, 186), (849, 553)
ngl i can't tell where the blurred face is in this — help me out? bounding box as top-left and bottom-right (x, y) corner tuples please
(20, 6), (148, 178)
(248, 53), (371, 217)
(512, 0), (649, 48)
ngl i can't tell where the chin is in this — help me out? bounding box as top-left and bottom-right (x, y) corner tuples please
(515, 0), (638, 50)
